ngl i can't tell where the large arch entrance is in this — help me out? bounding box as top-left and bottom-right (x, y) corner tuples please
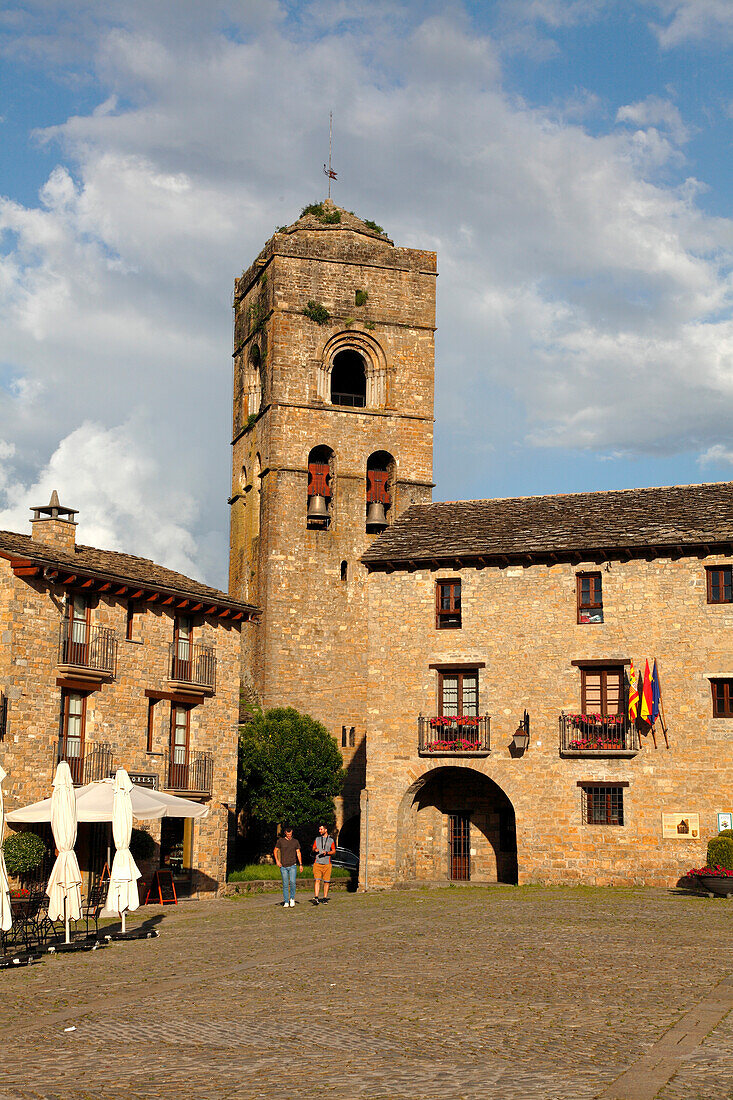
(396, 767), (518, 884)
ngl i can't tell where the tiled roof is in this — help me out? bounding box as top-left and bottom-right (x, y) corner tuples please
(362, 482), (733, 568)
(0, 529), (257, 612)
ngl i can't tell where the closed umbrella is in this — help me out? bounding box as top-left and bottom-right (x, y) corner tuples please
(0, 764), (12, 934)
(46, 761), (82, 944)
(103, 768), (140, 934)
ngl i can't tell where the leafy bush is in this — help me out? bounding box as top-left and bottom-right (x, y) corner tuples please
(355, 289), (368, 306)
(228, 863), (349, 882)
(363, 219), (383, 234)
(303, 300), (331, 325)
(718, 829), (733, 840)
(706, 836), (733, 870)
(300, 203), (341, 225)
(129, 828), (156, 862)
(3, 831), (46, 878)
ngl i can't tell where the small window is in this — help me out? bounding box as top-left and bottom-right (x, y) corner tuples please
(581, 784), (624, 826)
(707, 566), (733, 604)
(577, 572), (603, 623)
(436, 580), (461, 629)
(340, 560), (348, 582)
(147, 698), (157, 752)
(0, 692), (7, 740)
(438, 669), (478, 716)
(711, 679), (733, 717)
(126, 603), (137, 641)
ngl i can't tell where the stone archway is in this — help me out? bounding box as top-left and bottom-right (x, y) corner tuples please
(395, 766), (518, 884)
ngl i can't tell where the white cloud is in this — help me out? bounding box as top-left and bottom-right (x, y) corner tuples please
(0, 419), (201, 576)
(699, 444), (733, 466)
(649, 1), (733, 47)
(616, 95), (690, 145)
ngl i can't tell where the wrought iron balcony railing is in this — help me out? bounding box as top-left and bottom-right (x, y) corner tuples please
(53, 740), (116, 785)
(164, 750), (213, 795)
(559, 712), (640, 754)
(418, 715), (491, 754)
(168, 642), (216, 691)
(58, 622), (117, 676)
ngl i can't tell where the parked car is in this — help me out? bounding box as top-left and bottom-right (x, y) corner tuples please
(330, 846), (359, 871)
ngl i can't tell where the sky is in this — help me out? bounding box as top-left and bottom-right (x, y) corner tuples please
(1, 0), (732, 588)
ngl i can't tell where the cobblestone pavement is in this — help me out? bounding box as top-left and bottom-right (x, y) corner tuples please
(1, 886), (733, 1100)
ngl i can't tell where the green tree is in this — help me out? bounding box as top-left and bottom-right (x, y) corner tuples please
(239, 706), (345, 832)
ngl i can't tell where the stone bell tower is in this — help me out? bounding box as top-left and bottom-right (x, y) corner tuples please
(229, 200), (436, 836)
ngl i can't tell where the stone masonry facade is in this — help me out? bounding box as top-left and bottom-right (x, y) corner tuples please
(360, 548), (733, 887)
(0, 500), (256, 894)
(228, 203), (435, 831)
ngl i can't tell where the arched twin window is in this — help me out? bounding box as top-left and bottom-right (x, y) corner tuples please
(307, 446), (334, 529)
(366, 451), (394, 531)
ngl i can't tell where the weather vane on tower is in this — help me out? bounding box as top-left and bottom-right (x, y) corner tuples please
(323, 111), (337, 199)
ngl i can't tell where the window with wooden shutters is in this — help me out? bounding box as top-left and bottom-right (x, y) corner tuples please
(60, 690), (86, 784)
(707, 566), (733, 604)
(577, 572), (603, 623)
(711, 679), (733, 717)
(436, 579), (462, 629)
(580, 783), (625, 825)
(438, 670), (478, 716)
(581, 666), (623, 716)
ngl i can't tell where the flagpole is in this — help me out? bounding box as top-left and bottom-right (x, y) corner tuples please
(655, 658), (670, 748)
(328, 112), (333, 200)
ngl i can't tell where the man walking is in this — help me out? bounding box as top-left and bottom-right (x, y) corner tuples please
(274, 826), (302, 907)
(311, 823), (336, 905)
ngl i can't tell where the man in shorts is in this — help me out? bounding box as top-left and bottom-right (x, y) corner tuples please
(274, 826), (302, 907)
(311, 823), (336, 905)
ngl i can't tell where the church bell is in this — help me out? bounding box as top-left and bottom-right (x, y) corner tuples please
(366, 501), (388, 529)
(307, 494), (329, 520)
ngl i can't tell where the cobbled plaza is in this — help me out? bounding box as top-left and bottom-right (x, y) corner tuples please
(2, 886), (733, 1100)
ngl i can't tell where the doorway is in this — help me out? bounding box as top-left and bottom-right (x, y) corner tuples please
(449, 813), (471, 880)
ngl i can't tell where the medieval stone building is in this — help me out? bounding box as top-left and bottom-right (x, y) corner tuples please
(231, 202), (733, 887)
(1, 493), (256, 894)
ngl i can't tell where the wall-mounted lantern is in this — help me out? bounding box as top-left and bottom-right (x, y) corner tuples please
(511, 710), (530, 754)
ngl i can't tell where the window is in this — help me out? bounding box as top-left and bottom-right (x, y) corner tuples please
(0, 692), (7, 740)
(436, 580), (461, 629)
(581, 784), (625, 825)
(60, 690), (86, 784)
(66, 594), (89, 662)
(173, 617), (192, 679)
(711, 679), (733, 717)
(438, 669), (478, 716)
(580, 665), (623, 716)
(330, 350), (366, 407)
(126, 603), (137, 641)
(169, 705), (190, 788)
(147, 698), (157, 752)
(340, 560), (348, 582)
(341, 725), (356, 747)
(366, 451), (393, 531)
(707, 566), (733, 604)
(577, 572), (603, 623)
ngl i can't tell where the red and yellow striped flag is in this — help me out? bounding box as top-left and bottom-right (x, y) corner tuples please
(628, 660), (639, 722)
(640, 659), (653, 725)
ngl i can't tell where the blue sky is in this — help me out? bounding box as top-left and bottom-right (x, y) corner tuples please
(1, 0), (732, 585)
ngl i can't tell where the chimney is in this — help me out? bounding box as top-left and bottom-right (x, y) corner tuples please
(30, 490), (78, 553)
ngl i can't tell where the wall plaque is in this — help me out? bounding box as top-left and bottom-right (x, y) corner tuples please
(662, 812), (700, 839)
(717, 812), (733, 833)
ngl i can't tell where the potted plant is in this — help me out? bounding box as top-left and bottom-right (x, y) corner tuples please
(687, 833), (733, 896)
(2, 830), (46, 886)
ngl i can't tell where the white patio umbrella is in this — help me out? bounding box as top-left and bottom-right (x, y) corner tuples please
(8, 778), (210, 824)
(0, 764), (12, 934)
(102, 769), (140, 934)
(46, 761), (82, 944)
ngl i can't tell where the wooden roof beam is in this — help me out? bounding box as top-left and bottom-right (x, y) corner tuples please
(217, 608), (231, 618)
(204, 605), (217, 615)
(129, 590), (144, 599)
(98, 582), (112, 592)
(80, 578), (95, 588)
(145, 592), (160, 603)
(115, 586), (128, 595)
(190, 603), (203, 612)
(161, 596), (175, 605)
(13, 565), (40, 577)
(60, 575), (77, 585)
(231, 611), (244, 620)
(176, 599), (190, 609)
(10, 558), (34, 569)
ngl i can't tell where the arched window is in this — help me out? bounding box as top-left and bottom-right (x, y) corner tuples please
(243, 344), (262, 421)
(366, 450), (394, 531)
(252, 453), (261, 539)
(331, 350), (366, 408)
(307, 445), (334, 529)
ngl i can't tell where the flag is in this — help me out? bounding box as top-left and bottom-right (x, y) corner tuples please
(628, 661), (639, 722)
(640, 659), (653, 725)
(651, 659), (661, 725)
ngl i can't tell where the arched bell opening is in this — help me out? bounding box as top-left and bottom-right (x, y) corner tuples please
(330, 350), (366, 408)
(307, 445), (334, 529)
(366, 450), (394, 532)
(395, 766), (518, 884)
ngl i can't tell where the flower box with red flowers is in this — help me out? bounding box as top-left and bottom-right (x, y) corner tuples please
(686, 866), (733, 897)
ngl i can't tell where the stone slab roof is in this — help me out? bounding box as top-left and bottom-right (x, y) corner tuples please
(362, 482), (733, 568)
(0, 529), (257, 612)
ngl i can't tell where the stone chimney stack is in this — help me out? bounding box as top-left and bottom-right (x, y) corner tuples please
(30, 490), (78, 553)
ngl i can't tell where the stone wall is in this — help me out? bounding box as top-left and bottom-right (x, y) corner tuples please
(361, 553), (733, 887)
(0, 561), (244, 894)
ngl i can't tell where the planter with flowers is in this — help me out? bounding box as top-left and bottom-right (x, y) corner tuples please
(687, 866), (733, 897)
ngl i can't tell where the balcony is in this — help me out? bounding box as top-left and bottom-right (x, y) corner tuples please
(58, 622), (117, 679)
(163, 750), (213, 795)
(168, 642), (216, 694)
(559, 713), (640, 756)
(418, 715), (491, 756)
(54, 740), (116, 785)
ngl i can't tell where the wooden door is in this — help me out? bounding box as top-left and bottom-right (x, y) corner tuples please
(449, 814), (470, 881)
